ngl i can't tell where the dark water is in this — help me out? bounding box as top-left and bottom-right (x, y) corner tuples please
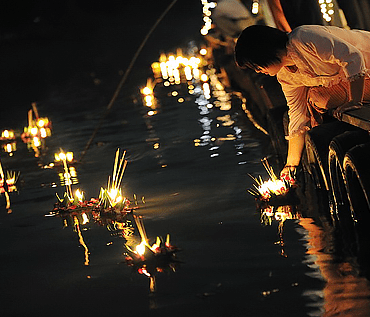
(1, 2), (370, 316)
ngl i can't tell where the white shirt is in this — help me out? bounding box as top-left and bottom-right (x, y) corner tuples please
(277, 25), (370, 137)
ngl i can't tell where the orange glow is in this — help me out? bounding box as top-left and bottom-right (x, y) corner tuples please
(30, 127), (38, 136)
(200, 74), (208, 82)
(33, 136), (41, 147)
(40, 127), (47, 138)
(107, 187), (123, 207)
(136, 241), (146, 256)
(299, 218), (370, 316)
(75, 189), (84, 202)
(142, 86), (153, 95)
(1, 129), (15, 139)
(3, 142), (16, 154)
(55, 151), (74, 162)
(74, 216), (90, 266)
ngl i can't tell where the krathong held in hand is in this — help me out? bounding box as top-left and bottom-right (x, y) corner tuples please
(248, 158), (300, 224)
(124, 215), (181, 293)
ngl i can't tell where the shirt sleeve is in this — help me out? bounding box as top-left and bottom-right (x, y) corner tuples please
(293, 28), (366, 81)
(280, 82), (311, 139)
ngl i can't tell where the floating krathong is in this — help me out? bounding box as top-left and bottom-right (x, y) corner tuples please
(0, 159), (20, 213)
(0, 129), (15, 141)
(94, 148), (134, 214)
(124, 215), (181, 293)
(54, 151), (75, 165)
(248, 158), (300, 222)
(51, 148), (136, 217)
(21, 103), (52, 157)
(0, 130), (17, 156)
(248, 158), (294, 204)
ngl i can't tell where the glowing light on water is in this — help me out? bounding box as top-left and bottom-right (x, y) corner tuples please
(1, 130), (15, 140)
(73, 216), (90, 266)
(252, 0), (259, 14)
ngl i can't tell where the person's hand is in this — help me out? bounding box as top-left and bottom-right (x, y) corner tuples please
(332, 101), (363, 120)
(280, 165), (297, 185)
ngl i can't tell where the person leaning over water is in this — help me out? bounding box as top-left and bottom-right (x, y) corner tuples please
(234, 24), (370, 178)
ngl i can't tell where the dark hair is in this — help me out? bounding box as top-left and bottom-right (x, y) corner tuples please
(234, 25), (289, 70)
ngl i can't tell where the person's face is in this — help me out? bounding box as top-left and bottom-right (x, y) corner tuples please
(255, 62), (283, 76)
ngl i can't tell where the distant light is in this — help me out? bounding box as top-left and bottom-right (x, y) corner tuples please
(199, 48), (207, 55)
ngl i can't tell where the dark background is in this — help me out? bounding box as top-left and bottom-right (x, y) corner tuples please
(0, 0), (203, 128)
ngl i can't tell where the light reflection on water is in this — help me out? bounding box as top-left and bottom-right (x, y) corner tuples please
(297, 218), (370, 317)
(143, 47), (370, 316)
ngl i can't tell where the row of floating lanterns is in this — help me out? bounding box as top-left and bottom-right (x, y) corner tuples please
(50, 148), (180, 292)
(141, 49), (211, 117)
(1, 102), (52, 157)
(141, 43), (301, 257)
(1, 103), (53, 212)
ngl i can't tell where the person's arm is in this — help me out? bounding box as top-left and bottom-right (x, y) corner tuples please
(277, 81), (310, 174)
(332, 75), (365, 119)
(280, 132), (305, 176)
(266, 0), (292, 32)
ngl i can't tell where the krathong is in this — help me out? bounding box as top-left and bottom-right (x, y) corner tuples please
(0, 129), (15, 141)
(1, 130), (17, 156)
(248, 159), (301, 256)
(0, 159), (20, 213)
(21, 103), (52, 157)
(124, 215), (181, 293)
(248, 158), (295, 205)
(248, 158), (300, 222)
(95, 148), (134, 214)
(51, 149), (134, 216)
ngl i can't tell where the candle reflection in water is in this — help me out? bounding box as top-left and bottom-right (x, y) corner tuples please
(73, 214), (90, 266)
(1, 130), (17, 156)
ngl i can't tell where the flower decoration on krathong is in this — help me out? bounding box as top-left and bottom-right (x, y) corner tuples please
(248, 158), (293, 202)
(52, 188), (98, 215)
(124, 215), (181, 293)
